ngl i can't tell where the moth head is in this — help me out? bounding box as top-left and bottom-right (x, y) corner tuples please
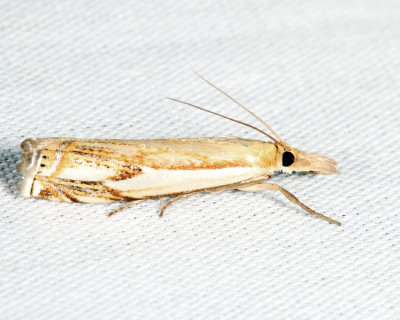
(277, 145), (339, 174)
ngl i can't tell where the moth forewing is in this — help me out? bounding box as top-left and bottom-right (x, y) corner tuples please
(18, 137), (276, 203)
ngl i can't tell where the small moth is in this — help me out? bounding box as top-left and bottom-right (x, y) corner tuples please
(18, 72), (340, 225)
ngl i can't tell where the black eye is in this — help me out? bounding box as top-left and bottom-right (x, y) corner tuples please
(282, 151), (295, 167)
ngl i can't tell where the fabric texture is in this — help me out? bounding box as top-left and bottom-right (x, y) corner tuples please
(0, 1), (399, 319)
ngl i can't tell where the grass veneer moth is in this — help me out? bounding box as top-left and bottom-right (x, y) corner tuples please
(18, 72), (340, 225)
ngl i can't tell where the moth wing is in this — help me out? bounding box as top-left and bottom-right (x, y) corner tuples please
(19, 137), (273, 203)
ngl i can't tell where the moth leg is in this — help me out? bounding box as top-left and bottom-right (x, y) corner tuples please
(159, 192), (202, 217)
(107, 200), (144, 217)
(159, 181), (264, 217)
(237, 183), (341, 226)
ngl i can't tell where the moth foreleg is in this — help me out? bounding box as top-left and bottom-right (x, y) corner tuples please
(237, 183), (341, 226)
(108, 200), (144, 217)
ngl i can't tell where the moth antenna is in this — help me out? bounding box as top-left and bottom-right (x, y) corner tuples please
(167, 97), (285, 148)
(193, 71), (287, 144)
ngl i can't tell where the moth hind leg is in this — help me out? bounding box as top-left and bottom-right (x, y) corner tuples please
(158, 181), (262, 218)
(158, 180), (268, 218)
(107, 199), (144, 216)
(109, 191), (208, 218)
(237, 183), (341, 226)
(159, 192), (202, 217)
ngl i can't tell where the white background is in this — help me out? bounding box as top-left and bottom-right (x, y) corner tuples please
(0, 1), (399, 319)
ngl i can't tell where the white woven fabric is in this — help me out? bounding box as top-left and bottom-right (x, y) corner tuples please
(0, 1), (399, 319)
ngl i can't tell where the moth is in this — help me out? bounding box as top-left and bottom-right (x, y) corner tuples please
(18, 72), (340, 225)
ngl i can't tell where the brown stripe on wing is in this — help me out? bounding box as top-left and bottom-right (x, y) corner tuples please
(35, 176), (76, 202)
(108, 168), (142, 180)
(71, 150), (140, 169)
(47, 147), (143, 180)
(70, 151), (143, 179)
(45, 177), (132, 202)
(148, 160), (248, 170)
